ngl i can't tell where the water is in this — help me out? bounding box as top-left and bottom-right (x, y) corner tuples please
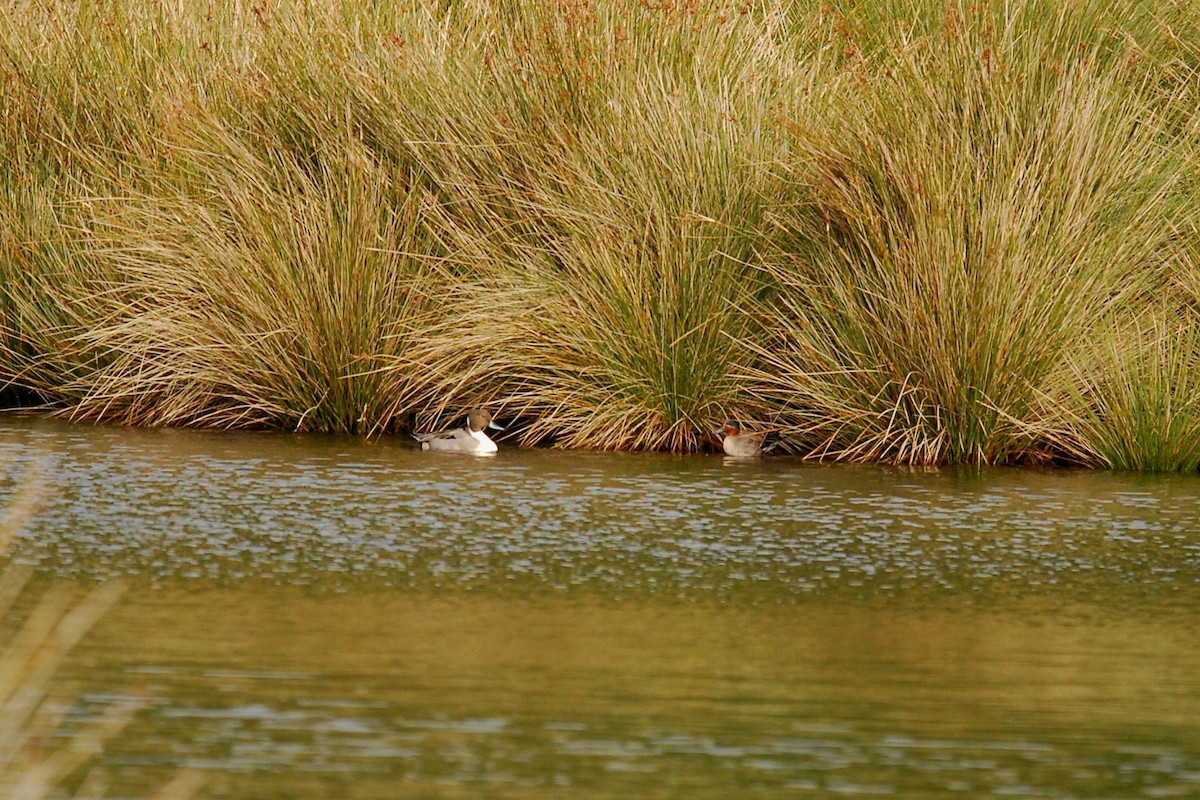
(3, 414), (1200, 799)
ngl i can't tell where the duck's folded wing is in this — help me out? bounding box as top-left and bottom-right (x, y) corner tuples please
(414, 428), (468, 443)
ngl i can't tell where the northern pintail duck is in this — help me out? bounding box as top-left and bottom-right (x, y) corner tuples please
(717, 420), (775, 458)
(414, 409), (504, 454)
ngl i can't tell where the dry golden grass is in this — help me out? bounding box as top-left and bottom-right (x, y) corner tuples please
(741, 2), (1198, 464)
(3, 0), (1200, 465)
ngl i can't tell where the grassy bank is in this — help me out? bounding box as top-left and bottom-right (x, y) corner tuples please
(2, 0), (1199, 466)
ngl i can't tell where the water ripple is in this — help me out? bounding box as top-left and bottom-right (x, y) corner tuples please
(3, 417), (1200, 608)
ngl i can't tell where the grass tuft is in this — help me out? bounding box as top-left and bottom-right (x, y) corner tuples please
(745, 1), (1195, 464)
(3, 0), (1200, 463)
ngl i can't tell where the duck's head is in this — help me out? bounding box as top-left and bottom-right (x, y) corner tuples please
(467, 409), (505, 433)
(719, 420), (742, 437)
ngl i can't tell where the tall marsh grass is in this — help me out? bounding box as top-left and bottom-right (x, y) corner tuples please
(2, 0), (1199, 466)
(753, 2), (1195, 464)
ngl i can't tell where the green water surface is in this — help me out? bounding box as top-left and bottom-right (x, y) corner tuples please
(3, 415), (1200, 799)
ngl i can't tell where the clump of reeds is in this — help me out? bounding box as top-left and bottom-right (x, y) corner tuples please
(1, 0), (462, 433)
(376, 2), (804, 450)
(746, 1), (1199, 464)
(1053, 306), (1200, 471)
(2, 0), (1200, 465)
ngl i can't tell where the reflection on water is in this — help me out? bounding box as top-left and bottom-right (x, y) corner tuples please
(3, 414), (1200, 799)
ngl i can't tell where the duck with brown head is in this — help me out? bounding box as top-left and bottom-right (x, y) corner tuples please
(414, 409), (505, 454)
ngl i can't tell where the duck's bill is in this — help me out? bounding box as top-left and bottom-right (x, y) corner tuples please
(488, 421), (506, 431)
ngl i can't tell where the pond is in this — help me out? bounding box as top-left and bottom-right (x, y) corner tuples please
(3, 414), (1200, 799)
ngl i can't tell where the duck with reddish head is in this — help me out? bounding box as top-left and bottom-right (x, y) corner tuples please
(716, 420), (776, 458)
